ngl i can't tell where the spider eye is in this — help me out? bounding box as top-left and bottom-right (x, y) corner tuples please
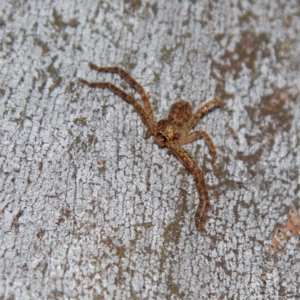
(158, 133), (167, 141)
(154, 133), (166, 147)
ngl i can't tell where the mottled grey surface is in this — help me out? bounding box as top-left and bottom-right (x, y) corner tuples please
(0, 1), (299, 299)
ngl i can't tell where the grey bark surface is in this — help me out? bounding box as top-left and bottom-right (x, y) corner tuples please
(0, 1), (300, 299)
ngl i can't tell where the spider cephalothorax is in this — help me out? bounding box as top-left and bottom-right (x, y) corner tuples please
(80, 63), (222, 232)
(154, 119), (180, 146)
(154, 101), (192, 146)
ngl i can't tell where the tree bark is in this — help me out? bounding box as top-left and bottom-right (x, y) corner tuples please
(1, 1), (299, 299)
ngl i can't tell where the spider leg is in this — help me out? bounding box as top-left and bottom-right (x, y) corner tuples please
(168, 142), (210, 232)
(80, 79), (154, 131)
(182, 97), (222, 135)
(88, 63), (154, 122)
(178, 130), (217, 173)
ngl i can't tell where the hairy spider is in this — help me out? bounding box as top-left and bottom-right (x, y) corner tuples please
(80, 63), (222, 232)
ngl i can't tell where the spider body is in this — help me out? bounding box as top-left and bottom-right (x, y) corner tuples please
(153, 101), (192, 148)
(80, 63), (222, 232)
(154, 101), (191, 146)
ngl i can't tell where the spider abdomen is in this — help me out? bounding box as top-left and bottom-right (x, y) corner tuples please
(167, 101), (192, 126)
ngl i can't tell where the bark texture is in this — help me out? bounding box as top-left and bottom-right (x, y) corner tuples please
(0, 1), (300, 299)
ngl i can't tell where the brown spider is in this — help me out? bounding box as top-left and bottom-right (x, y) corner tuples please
(80, 63), (222, 232)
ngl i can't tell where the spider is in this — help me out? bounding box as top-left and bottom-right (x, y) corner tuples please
(80, 63), (222, 232)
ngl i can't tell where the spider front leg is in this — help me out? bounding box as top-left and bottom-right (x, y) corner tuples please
(182, 97), (222, 136)
(178, 130), (217, 173)
(168, 142), (210, 232)
(88, 63), (154, 123)
(80, 79), (154, 132)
